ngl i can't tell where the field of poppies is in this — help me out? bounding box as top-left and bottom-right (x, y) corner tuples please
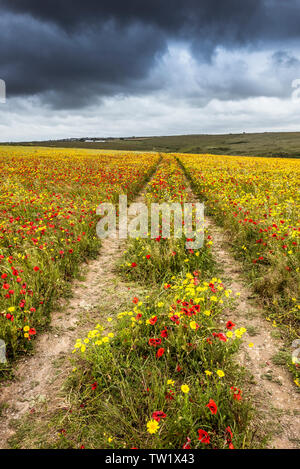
(47, 156), (257, 450)
(1, 147), (299, 449)
(0, 146), (159, 370)
(177, 154), (300, 337)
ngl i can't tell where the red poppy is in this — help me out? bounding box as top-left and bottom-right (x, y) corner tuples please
(91, 381), (98, 390)
(170, 314), (180, 325)
(152, 411), (166, 422)
(206, 399), (218, 414)
(160, 328), (168, 338)
(198, 429), (210, 444)
(231, 386), (242, 401)
(225, 426), (233, 441)
(226, 321), (235, 330)
(29, 328), (36, 336)
(132, 297), (139, 304)
(149, 316), (158, 325)
(33, 266), (40, 272)
(146, 255), (151, 259)
(131, 262), (137, 267)
(156, 347), (165, 358)
(217, 333), (227, 342)
(148, 338), (162, 347)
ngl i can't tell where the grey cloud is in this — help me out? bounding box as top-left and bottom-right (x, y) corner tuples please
(1, 0), (300, 110)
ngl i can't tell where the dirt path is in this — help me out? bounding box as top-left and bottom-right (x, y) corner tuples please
(0, 189), (149, 449)
(205, 217), (300, 449)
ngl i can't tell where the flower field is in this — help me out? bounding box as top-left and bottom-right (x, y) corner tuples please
(53, 157), (256, 450)
(1, 147), (299, 449)
(177, 154), (300, 337)
(0, 146), (159, 366)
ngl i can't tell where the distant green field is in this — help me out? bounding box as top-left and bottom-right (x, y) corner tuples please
(4, 131), (300, 158)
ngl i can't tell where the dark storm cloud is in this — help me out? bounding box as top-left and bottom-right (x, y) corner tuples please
(0, 13), (166, 108)
(3, 0), (300, 40)
(1, 0), (300, 108)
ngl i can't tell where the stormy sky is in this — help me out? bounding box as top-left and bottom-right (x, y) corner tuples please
(1, 0), (300, 141)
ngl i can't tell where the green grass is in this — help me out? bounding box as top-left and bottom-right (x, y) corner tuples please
(6, 132), (300, 158)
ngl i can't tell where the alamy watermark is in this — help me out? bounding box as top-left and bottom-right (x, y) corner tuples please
(0, 79), (6, 103)
(292, 339), (300, 365)
(0, 339), (7, 364)
(291, 79), (300, 102)
(96, 195), (205, 249)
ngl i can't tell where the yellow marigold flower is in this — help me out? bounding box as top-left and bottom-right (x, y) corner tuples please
(248, 342), (254, 348)
(216, 370), (225, 378)
(226, 331), (233, 338)
(190, 321), (197, 330)
(108, 332), (114, 338)
(23, 326), (30, 332)
(167, 379), (175, 386)
(203, 310), (211, 316)
(205, 370), (212, 376)
(181, 384), (190, 393)
(147, 419), (159, 434)
(80, 345), (86, 353)
(294, 378), (300, 387)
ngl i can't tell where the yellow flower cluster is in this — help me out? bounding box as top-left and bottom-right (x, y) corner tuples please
(73, 324), (114, 353)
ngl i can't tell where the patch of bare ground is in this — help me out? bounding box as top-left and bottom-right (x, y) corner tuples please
(0, 190), (149, 449)
(205, 217), (300, 449)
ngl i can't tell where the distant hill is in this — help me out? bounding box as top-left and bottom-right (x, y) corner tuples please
(3, 131), (300, 158)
